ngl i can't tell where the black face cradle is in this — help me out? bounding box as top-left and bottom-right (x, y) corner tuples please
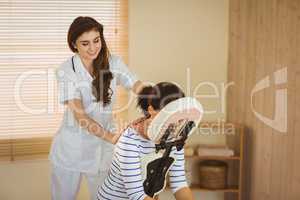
(143, 121), (195, 197)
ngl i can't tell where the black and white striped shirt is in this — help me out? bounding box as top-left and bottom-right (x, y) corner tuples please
(97, 127), (187, 200)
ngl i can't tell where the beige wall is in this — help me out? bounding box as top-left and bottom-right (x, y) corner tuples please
(0, 0), (228, 200)
(128, 1), (228, 199)
(128, 0), (229, 122)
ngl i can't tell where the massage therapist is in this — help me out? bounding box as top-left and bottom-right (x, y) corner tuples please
(49, 16), (142, 200)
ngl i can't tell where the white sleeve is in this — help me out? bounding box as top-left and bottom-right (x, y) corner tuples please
(56, 64), (81, 104)
(113, 55), (138, 90)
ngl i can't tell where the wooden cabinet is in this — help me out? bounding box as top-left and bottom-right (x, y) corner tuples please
(185, 122), (245, 200)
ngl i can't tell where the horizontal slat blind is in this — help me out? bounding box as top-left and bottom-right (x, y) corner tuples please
(0, 0), (128, 140)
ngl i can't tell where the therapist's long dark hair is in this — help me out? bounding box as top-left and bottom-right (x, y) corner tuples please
(68, 16), (113, 106)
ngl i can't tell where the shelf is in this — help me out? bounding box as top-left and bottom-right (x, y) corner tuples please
(182, 122), (245, 200)
(185, 155), (240, 161)
(190, 185), (239, 193)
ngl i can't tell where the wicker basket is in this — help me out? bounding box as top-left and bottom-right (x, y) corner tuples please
(198, 160), (228, 189)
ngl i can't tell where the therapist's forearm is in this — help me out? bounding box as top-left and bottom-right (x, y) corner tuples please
(132, 80), (144, 95)
(76, 112), (116, 143)
(88, 118), (120, 143)
(67, 99), (117, 144)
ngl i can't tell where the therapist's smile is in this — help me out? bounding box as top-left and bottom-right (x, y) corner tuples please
(88, 52), (98, 57)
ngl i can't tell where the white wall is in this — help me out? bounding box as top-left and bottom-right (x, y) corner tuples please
(0, 0), (228, 200)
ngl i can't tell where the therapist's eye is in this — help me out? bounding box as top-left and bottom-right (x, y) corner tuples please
(82, 42), (89, 46)
(94, 39), (100, 43)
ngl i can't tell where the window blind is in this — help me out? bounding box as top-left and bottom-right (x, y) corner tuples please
(0, 0), (128, 141)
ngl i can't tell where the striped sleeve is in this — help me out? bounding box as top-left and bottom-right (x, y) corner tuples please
(169, 148), (188, 194)
(117, 135), (147, 200)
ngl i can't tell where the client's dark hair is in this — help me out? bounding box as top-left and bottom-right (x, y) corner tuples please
(137, 82), (185, 116)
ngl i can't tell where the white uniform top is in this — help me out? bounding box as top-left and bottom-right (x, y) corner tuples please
(49, 54), (138, 174)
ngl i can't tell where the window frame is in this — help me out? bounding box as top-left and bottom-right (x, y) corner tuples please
(0, 0), (128, 161)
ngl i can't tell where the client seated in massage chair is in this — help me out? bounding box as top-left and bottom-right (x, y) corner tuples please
(97, 82), (203, 200)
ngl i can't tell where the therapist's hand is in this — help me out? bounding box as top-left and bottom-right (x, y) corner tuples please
(130, 116), (148, 135)
(110, 132), (122, 144)
(91, 127), (121, 144)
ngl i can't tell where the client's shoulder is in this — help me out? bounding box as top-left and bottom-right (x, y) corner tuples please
(118, 127), (143, 145)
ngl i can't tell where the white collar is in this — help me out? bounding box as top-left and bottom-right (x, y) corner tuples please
(73, 54), (94, 82)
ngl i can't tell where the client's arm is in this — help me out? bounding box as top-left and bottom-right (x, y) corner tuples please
(117, 133), (151, 200)
(144, 196), (156, 200)
(169, 149), (195, 200)
(174, 187), (194, 200)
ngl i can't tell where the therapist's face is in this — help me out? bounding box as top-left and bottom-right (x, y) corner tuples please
(75, 29), (101, 61)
